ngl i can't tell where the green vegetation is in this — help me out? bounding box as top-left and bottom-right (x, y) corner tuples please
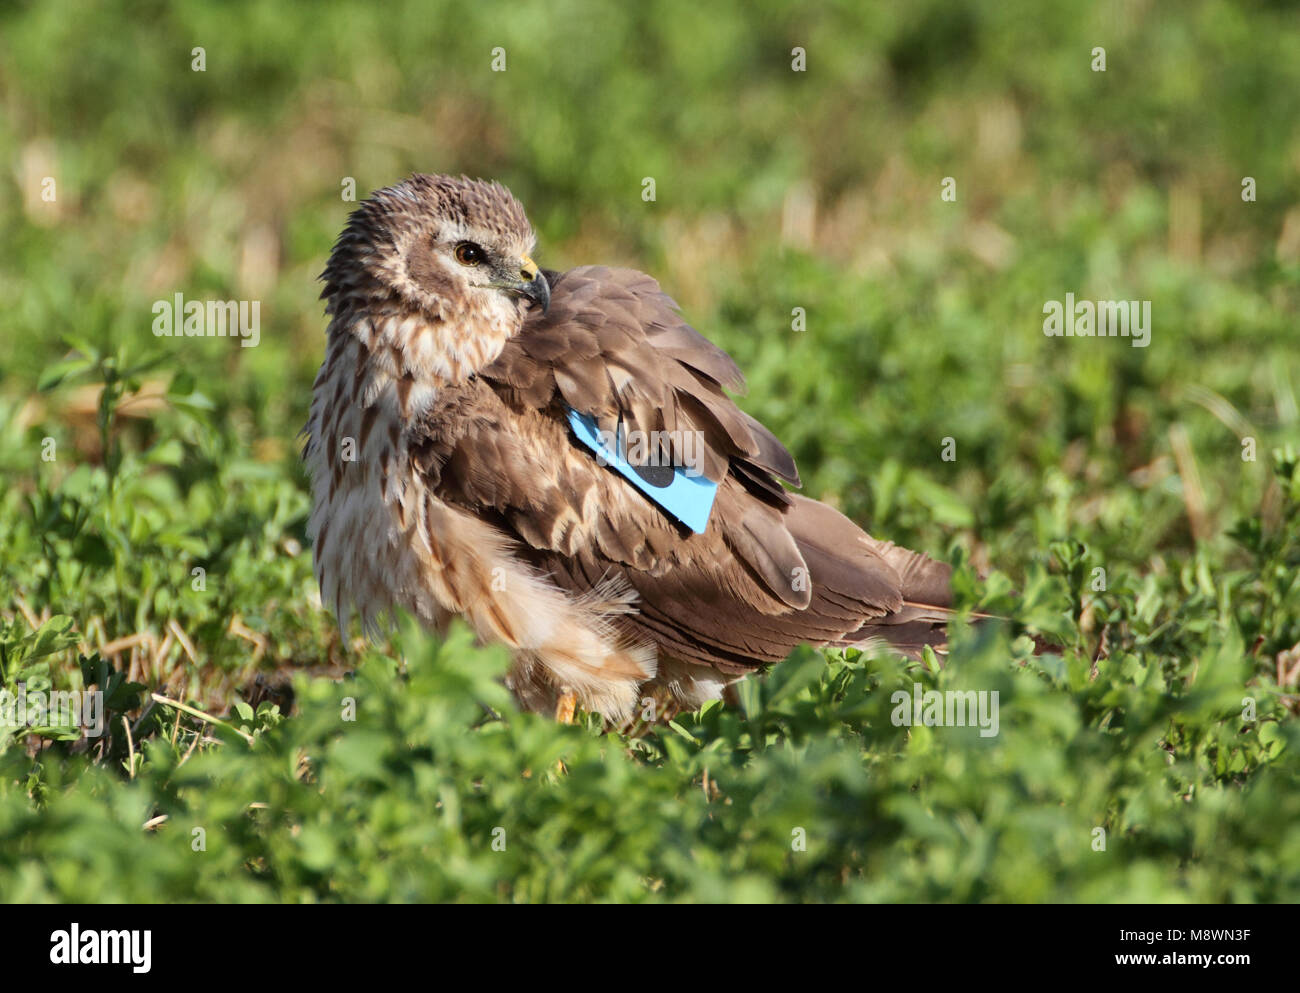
(1, 0), (1297, 901)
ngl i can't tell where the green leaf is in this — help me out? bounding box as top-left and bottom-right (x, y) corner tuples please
(38, 356), (93, 392)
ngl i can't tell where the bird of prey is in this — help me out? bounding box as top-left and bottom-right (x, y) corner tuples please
(305, 174), (956, 724)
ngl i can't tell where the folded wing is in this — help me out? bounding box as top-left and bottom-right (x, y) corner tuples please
(409, 265), (953, 670)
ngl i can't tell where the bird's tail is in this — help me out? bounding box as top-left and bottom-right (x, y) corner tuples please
(781, 493), (1048, 662)
(836, 542), (1054, 660)
(834, 534), (960, 660)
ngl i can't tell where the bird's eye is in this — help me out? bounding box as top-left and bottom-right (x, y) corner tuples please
(454, 242), (485, 266)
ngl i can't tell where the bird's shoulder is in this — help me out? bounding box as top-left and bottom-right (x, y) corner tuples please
(404, 262), (805, 574)
(483, 264), (800, 492)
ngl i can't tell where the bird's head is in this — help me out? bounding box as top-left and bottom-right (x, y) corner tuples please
(321, 174), (548, 383)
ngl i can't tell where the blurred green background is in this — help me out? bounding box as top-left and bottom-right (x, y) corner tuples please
(0, 0), (1297, 902)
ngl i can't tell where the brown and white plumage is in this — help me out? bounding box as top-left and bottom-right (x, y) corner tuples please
(305, 174), (956, 723)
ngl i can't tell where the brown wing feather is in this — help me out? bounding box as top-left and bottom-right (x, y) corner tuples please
(410, 264), (953, 670)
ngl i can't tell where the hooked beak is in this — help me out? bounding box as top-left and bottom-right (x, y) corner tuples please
(515, 255), (550, 314)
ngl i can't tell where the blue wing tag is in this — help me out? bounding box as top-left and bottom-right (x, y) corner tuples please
(567, 408), (717, 534)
